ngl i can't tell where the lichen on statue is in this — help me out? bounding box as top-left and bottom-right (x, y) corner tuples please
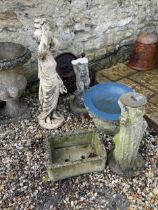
(34, 18), (67, 129)
(114, 103), (147, 169)
(73, 57), (90, 105)
(109, 92), (147, 177)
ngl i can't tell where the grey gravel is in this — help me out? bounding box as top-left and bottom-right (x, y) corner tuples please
(0, 94), (158, 210)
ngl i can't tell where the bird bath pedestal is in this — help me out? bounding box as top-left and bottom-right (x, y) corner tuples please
(0, 42), (31, 121)
(109, 92), (147, 177)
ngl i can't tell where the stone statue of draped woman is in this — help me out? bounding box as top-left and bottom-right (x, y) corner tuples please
(34, 18), (67, 129)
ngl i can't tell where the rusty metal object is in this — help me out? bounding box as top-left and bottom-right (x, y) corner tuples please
(55, 52), (95, 93)
(128, 33), (158, 71)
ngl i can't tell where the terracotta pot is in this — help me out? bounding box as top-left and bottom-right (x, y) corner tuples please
(128, 33), (158, 71)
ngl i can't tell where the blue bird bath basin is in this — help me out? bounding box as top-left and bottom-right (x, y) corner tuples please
(84, 82), (133, 134)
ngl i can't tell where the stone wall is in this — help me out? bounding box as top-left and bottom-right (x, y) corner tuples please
(0, 0), (158, 81)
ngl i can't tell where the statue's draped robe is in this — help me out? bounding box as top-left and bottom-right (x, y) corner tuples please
(38, 25), (64, 120)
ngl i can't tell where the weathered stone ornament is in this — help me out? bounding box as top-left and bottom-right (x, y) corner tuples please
(46, 130), (107, 181)
(109, 92), (147, 177)
(34, 18), (67, 129)
(70, 55), (90, 114)
(0, 42), (31, 122)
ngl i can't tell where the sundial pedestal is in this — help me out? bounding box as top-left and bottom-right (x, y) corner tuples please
(109, 92), (147, 177)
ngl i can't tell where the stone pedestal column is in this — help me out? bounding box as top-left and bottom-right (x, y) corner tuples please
(0, 67), (29, 120)
(109, 92), (147, 177)
(70, 57), (90, 115)
(0, 42), (31, 122)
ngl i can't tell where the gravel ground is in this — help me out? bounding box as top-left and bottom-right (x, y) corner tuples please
(0, 94), (158, 210)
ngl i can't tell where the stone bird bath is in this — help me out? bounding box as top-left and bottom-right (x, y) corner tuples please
(84, 82), (133, 134)
(0, 42), (31, 120)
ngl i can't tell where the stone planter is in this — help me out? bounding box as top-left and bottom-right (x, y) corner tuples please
(46, 130), (107, 181)
(0, 42), (31, 121)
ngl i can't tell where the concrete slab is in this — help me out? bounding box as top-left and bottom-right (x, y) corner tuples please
(97, 63), (136, 81)
(149, 95), (158, 107)
(146, 103), (158, 126)
(118, 78), (155, 98)
(129, 71), (158, 93)
(96, 71), (110, 83)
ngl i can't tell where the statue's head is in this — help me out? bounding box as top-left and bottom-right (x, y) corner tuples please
(34, 18), (47, 44)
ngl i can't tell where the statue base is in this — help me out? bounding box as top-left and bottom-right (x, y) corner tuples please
(70, 96), (88, 115)
(108, 151), (145, 177)
(38, 115), (64, 130)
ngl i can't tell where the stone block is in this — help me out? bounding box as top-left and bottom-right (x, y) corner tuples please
(0, 11), (22, 31)
(116, 17), (133, 27)
(46, 130), (107, 181)
(74, 23), (86, 31)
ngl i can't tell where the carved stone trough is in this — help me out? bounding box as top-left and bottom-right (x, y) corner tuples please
(46, 130), (107, 181)
(0, 42), (31, 121)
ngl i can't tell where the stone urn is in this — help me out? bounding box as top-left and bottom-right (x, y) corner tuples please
(0, 42), (31, 120)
